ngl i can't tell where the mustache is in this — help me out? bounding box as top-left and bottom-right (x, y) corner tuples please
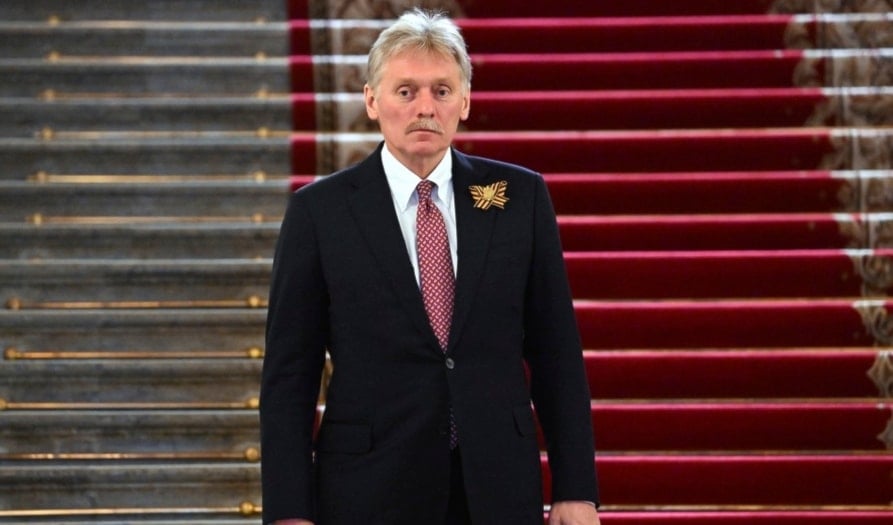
(405, 119), (443, 134)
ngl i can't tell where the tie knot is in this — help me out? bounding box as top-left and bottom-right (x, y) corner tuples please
(417, 180), (435, 201)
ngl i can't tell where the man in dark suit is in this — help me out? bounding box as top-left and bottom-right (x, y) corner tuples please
(261, 9), (600, 525)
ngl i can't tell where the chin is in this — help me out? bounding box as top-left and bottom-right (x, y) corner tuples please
(407, 142), (447, 156)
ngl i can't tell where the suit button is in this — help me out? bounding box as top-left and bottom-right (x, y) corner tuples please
(445, 357), (455, 369)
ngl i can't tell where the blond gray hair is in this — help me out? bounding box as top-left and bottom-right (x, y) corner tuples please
(366, 9), (472, 93)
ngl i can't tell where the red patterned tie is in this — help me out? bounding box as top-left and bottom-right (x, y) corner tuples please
(416, 180), (454, 349)
(416, 180), (458, 448)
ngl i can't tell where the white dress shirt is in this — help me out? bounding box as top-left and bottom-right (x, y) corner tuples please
(381, 144), (458, 285)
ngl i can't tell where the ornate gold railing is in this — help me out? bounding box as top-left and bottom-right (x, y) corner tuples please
(0, 398), (259, 411)
(4, 346), (264, 360)
(5, 296), (267, 310)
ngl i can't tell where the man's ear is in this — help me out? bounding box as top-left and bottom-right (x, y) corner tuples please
(364, 84), (379, 120)
(461, 91), (471, 121)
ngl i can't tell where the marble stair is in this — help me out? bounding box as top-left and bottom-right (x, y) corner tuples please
(0, 0), (291, 522)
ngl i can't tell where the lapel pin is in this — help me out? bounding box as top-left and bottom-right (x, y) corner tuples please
(469, 180), (509, 211)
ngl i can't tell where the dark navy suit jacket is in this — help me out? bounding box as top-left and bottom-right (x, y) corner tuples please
(261, 144), (598, 524)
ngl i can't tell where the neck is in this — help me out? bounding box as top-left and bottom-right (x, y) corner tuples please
(409, 161), (437, 179)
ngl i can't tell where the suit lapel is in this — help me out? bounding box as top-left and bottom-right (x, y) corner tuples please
(347, 147), (499, 354)
(347, 149), (437, 347)
(448, 150), (498, 351)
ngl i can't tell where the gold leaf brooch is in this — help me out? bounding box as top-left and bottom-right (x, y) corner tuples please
(469, 180), (509, 210)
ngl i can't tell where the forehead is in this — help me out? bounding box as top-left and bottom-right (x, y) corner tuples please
(379, 49), (462, 84)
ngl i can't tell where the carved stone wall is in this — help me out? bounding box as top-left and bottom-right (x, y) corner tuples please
(773, 0), (893, 13)
(309, 0), (464, 19)
(785, 14), (893, 49)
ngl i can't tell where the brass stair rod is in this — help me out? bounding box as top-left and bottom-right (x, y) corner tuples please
(0, 398), (260, 411)
(28, 171), (277, 183)
(4, 347), (264, 360)
(36, 128), (288, 140)
(3, 503), (891, 519)
(6, 296), (267, 310)
(598, 504), (893, 512)
(1, 447), (260, 462)
(27, 214), (274, 225)
(0, 501), (261, 518)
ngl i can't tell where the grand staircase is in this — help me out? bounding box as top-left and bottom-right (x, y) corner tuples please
(0, 0), (289, 522)
(2, 0), (893, 523)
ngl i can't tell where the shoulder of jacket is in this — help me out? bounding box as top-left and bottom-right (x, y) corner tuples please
(459, 152), (541, 180)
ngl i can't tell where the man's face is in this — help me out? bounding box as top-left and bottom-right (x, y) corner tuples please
(364, 49), (470, 175)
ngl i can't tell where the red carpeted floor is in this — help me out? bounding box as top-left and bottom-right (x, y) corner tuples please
(287, 0), (893, 522)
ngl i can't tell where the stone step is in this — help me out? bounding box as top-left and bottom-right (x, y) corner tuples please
(0, 22), (289, 59)
(3, 223), (280, 260)
(0, 58), (289, 97)
(0, 309), (265, 351)
(1, 409), (258, 457)
(0, 259), (270, 308)
(0, 0), (287, 22)
(0, 360), (260, 404)
(0, 96), (293, 137)
(0, 180), (290, 220)
(0, 136), (292, 178)
(0, 463), (260, 511)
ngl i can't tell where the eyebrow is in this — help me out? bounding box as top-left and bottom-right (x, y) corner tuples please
(394, 77), (456, 87)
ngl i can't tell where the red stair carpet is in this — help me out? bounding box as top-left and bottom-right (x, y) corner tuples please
(285, 0), (893, 523)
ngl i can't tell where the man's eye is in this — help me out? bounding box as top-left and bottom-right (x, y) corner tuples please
(437, 88), (451, 97)
(398, 89), (411, 97)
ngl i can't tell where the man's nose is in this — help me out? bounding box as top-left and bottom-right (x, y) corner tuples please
(416, 90), (436, 117)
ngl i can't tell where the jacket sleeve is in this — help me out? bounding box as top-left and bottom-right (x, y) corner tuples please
(260, 191), (328, 523)
(522, 174), (600, 506)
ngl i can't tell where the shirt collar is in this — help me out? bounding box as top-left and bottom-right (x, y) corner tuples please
(382, 144), (454, 212)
